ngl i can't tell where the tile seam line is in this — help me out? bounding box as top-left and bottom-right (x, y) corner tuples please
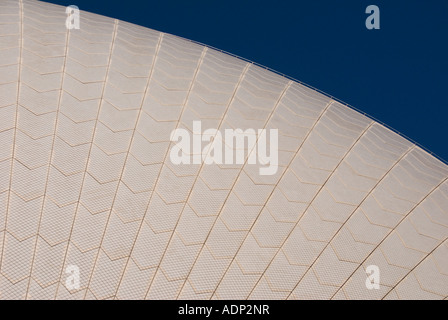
(281, 144), (415, 300)
(329, 173), (448, 300)
(24, 9), (71, 299)
(381, 237), (448, 300)
(84, 31), (164, 299)
(232, 120), (376, 299)
(111, 61), (252, 298)
(53, 18), (119, 300)
(204, 100), (335, 299)
(110, 42), (207, 299)
(137, 46), (210, 299)
(0, 0), (23, 273)
(80, 22), (164, 300)
(173, 78), (293, 299)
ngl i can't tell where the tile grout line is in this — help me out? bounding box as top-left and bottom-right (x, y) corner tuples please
(113, 57), (251, 300)
(204, 100), (335, 299)
(381, 237), (448, 300)
(210, 103), (371, 299)
(53, 19), (119, 299)
(281, 144), (415, 300)
(25, 9), (71, 299)
(0, 0), (23, 275)
(174, 79), (295, 299)
(329, 174), (448, 300)
(139, 46), (209, 299)
(85, 31), (164, 299)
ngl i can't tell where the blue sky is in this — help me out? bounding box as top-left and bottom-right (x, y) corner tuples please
(45, 0), (448, 163)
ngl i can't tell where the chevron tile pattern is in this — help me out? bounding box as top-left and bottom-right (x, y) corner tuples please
(0, 0), (447, 300)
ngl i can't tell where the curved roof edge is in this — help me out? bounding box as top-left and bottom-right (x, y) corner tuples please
(163, 35), (447, 167)
(43, 0), (447, 166)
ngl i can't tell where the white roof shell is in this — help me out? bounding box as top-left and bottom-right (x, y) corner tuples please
(0, 0), (447, 300)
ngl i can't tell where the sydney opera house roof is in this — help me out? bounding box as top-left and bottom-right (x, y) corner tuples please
(0, 0), (447, 300)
